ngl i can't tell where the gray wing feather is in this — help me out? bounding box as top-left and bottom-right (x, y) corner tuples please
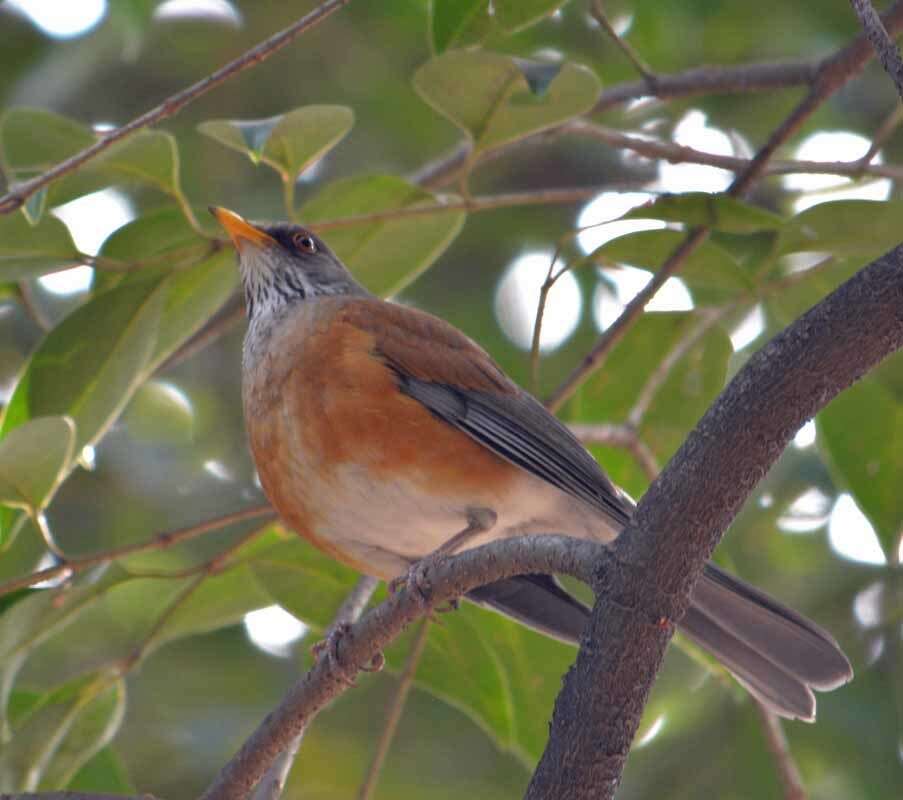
(398, 376), (632, 526)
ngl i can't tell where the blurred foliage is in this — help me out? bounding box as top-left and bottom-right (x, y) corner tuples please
(0, 1), (901, 798)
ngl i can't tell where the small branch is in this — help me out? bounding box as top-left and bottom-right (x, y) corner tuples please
(0, 0), (351, 215)
(0, 505), (275, 599)
(593, 59), (820, 112)
(199, 535), (602, 800)
(850, 0), (903, 100)
(569, 423), (660, 481)
(251, 576), (379, 800)
(568, 120), (903, 181)
(859, 103), (903, 166)
(756, 703), (808, 800)
(526, 241), (903, 799)
(589, 0), (656, 84)
(357, 618), (431, 800)
(310, 186), (628, 231)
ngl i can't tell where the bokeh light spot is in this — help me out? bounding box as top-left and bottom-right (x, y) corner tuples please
(243, 605), (308, 658)
(495, 252), (581, 352)
(6, 0), (106, 39)
(828, 494), (887, 566)
(783, 131), (892, 212)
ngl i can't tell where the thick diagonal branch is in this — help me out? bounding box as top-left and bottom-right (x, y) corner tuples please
(525, 243), (903, 799)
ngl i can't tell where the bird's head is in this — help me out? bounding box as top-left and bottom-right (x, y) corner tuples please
(210, 206), (368, 321)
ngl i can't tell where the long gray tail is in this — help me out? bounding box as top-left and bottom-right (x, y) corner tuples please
(467, 564), (852, 721)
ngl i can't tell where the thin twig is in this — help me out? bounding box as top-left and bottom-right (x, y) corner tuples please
(357, 618), (431, 800)
(118, 522), (270, 672)
(17, 281), (53, 331)
(756, 703), (808, 800)
(850, 0), (903, 100)
(859, 103), (903, 166)
(569, 423), (660, 481)
(589, 0), (656, 83)
(0, 504), (275, 599)
(626, 307), (731, 429)
(568, 120), (903, 181)
(0, 0), (351, 214)
(310, 186), (627, 231)
(251, 576), (379, 800)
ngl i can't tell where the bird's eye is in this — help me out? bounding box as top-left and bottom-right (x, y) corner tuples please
(293, 233), (317, 254)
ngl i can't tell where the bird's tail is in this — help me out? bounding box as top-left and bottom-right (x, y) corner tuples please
(468, 563), (852, 721)
(680, 563), (852, 721)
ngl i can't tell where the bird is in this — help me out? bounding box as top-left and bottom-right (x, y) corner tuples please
(210, 206), (853, 722)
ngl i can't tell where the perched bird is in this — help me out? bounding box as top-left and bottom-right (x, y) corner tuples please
(211, 206), (852, 721)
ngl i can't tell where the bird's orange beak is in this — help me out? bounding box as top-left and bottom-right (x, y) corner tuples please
(209, 206), (275, 250)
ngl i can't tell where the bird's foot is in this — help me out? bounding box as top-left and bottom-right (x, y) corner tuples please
(311, 622), (385, 683)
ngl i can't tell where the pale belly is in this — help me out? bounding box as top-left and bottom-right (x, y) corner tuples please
(297, 462), (622, 580)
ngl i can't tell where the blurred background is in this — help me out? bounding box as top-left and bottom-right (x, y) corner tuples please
(1, 1), (902, 798)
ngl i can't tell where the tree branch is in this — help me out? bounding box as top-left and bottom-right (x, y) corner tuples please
(568, 120), (903, 182)
(199, 535), (602, 800)
(0, 0), (351, 214)
(850, 0), (903, 100)
(525, 242), (903, 799)
(0, 505), (275, 599)
(251, 576), (379, 800)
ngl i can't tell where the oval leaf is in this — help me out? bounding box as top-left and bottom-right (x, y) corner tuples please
(590, 228), (752, 304)
(0, 211), (80, 281)
(1, 108), (183, 209)
(198, 105), (354, 181)
(818, 350), (903, 557)
(778, 199), (903, 258)
(0, 280), (165, 452)
(0, 416), (76, 512)
(624, 192), (784, 233)
(414, 51), (600, 154)
(430, 0), (493, 53)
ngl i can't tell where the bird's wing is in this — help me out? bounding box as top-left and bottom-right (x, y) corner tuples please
(340, 299), (632, 526)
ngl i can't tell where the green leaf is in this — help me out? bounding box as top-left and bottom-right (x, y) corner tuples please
(1, 108), (182, 208)
(198, 105), (354, 181)
(0, 417), (76, 512)
(0, 566), (131, 734)
(0, 211), (80, 281)
(818, 350), (903, 556)
(0, 675), (125, 791)
(302, 175), (465, 296)
(429, 0), (493, 53)
(413, 51), (600, 154)
(66, 745), (135, 793)
(778, 199), (903, 258)
(145, 249), (238, 369)
(0, 279), (165, 453)
(624, 193), (784, 233)
(99, 205), (210, 265)
(493, 0), (569, 32)
(590, 229), (752, 304)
